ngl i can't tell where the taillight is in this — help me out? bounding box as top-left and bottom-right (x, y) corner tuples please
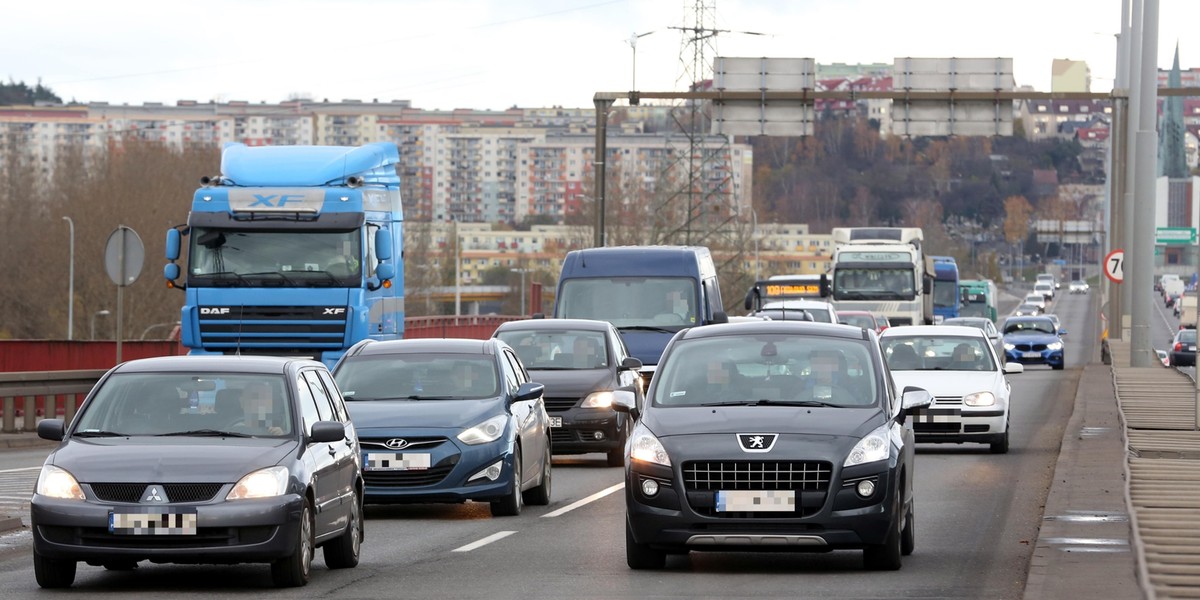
(1175, 342), (1184, 352)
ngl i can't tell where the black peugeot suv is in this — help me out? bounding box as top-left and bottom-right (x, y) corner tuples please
(615, 320), (932, 571)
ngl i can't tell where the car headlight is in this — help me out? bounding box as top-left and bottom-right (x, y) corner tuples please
(580, 391), (614, 408)
(1003, 343), (1015, 351)
(1046, 341), (1063, 351)
(227, 466), (289, 500)
(844, 423), (891, 467)
(36, 465), (85, 501)
(963, 391), (996, 407)
(629, 422), (670, 467)
(458, 414), (508, 445)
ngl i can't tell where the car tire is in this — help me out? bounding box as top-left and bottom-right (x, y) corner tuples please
(272, 498), (314, 587)
(1052, 360), (1065, 371)
(990, 425), (1010, 454)
(33, 551), (76, 589)
(490, 446), (524, 517)
(626, 519), (666, 569)
(863, 495), (903, 571)
(523, 442), (552, 506)
(900, 502), (915, 556)
(324, 490), (362, 569)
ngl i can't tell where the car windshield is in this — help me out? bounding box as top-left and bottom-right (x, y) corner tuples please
(881, 336), (995, 372)
(557, 276), (697, 328)
(495, 329), (609, 370)
(334, 353), (499, 400)
(652, 334), (878, 407)
(72, 372), (293, 437)
(1004, 320), (1057, 335)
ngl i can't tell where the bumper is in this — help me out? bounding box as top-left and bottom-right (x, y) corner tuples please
(549, 409), (625, 454)
(31, 494), (303, 564)
(913, 408), (1007, 445)
(359, 441), (516, 504)
(1171, 352), (1196, 367)
(1005, 350), (1064, 368)
(625, 460), (899, 552)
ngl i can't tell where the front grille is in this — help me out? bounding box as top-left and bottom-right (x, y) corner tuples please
(890, 317), (913, 326)
(543, 397), (579, 412)
(682, 461), (832, 492)
(363, 464), (455, 488)
(360, 437), (446, 451)
(915, 422), (961, 433)
(933, 395), (963, 406)
(68, 526), (268, 548)
(197, 305), (347, 351)
(551, 429), (577, 444)
(1013, 343), (1048, 352)
(88, 483), (224, 504)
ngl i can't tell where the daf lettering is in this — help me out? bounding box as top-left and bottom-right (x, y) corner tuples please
(200, 307), (231, 315)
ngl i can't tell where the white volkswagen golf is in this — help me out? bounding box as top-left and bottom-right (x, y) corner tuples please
(878, 325), (1023, 453)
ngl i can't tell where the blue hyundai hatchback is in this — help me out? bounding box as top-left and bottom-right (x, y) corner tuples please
(331, 338), (552, 516)
(1001, 316), (1066, 370)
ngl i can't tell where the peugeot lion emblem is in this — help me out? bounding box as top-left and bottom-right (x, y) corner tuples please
(385, 438), (410, 450)
(737, 433), (778, 453)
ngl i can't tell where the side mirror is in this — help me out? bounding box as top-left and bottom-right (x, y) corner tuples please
(710, 311), (729, 324)
(514, 381), (545, 402)
(309, 421), (345, 443)
(1059, 329), (1068, 336)
(38, 418), (65, 442)
(375, 263), (395, 281)
(164, 263), (181, 281)
(900, 386), (933, 411)
(611, 386), (639, 420)
(374, 228), (392, 261)
(820, 274), (831, 298)
(743, 287), (760, 311)
(1003, 363), (1024, 374)
(165, 228), (181, 261)
(620, 356), (643, 370)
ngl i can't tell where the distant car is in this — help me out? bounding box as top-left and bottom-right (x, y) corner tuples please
(837, 310), (883, 333)
(880, 325), (1022, 453)
(942, 316), (1004, 357)
(331, 338), (552, 516)
(1170, 328), (1197, 367)
(1001, 316), (1066, 370)
(1068, 280), (1089, 294)
(874, 314), (892, 333)
(618, 320), (932, 571)
(1023, 293), (1048, 311)
(492, 318), (643, 467)
(751, 299), (840, 324)
(1036, 273), (1059, 290)
(1033, 282), (1055, 301)
(1156, 349), (1172, 368)
(1013, 303), (1042, 317)
(31, 356), (363, 588)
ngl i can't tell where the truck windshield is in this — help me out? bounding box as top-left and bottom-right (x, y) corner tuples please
(933, 279), (958, 308)
(188, 228), (361, 286)
(833, 268), (915, 300)
(558, 277), (697, 328)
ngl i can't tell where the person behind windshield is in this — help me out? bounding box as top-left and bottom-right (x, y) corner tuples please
(231, 382), (284, 435)
(800, 350), (856, 402)
(948, 343), (979, 370)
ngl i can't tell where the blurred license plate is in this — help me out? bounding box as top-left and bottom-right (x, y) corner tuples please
(548, 417), (562, 428)
(109, 510), (197, 535)
(366, 452), (430, 471)
(715, 490), (795, 512)
(1023, 351), (1042, 358)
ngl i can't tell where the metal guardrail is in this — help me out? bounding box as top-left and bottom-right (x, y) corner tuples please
(0, 370), (104, 433)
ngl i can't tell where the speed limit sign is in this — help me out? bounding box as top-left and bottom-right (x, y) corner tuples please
(1104, 249), (1124, 284)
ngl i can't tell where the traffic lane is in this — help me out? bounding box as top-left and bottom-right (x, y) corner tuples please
(1150, 287), (1195, 375)
(0, 453), (625, 596)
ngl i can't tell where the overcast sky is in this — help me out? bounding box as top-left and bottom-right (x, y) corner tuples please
(5, 0), (1197, 110)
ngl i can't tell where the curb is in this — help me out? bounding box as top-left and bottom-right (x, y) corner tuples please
(0, 515), (24, 535)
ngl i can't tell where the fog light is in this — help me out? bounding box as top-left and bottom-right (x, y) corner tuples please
(467, 460), (505, 483)
(641, 479), (659, 497)
(856, 479), (876, 498)
(593, 431), (606, 440)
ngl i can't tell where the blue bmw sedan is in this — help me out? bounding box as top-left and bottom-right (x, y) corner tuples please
(332, 338), (552, 516)
(1001, 316), (1066, 370)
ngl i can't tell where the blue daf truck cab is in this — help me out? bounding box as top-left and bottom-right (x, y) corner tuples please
(551, 245), (727, 388)
(164, 142), (404, 368)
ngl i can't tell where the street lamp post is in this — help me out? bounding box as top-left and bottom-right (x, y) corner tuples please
(90, 309), (110, 340)
(510, 268), (532, 315)
(750, 208), (760, 281)
(63, 216), (74, 340)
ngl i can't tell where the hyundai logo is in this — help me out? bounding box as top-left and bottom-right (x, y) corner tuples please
(737, 433), (778, 453)
(385, 438), (410, 450)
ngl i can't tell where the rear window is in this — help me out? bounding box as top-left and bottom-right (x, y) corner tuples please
(495, 329), (609, 370)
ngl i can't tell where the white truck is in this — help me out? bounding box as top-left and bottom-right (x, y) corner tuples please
(829, 227), (934, 326)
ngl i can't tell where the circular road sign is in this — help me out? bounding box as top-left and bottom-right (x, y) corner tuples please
(104, 226), (145, 287)
(1104, 248), (1124, 284)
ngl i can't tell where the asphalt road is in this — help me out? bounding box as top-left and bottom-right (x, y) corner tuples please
(0, 292), (1093, 598)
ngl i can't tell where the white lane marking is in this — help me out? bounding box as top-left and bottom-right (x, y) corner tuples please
(451, 530), (517, 553)
(541, 482), (624, 518)
(0, 495), (30, 500)
(0, 467), (41, 474)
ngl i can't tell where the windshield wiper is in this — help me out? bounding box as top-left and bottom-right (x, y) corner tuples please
(201, 271), (249, 287)
(243, 271), (298, 287)
(700, 399), (840, 408)
(297, 269), (341, 286)
(835, 291), (871, 300)
(156, 429), (253, 438)
(73, 430), (129, 437)
(618, 325), (678, 334)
